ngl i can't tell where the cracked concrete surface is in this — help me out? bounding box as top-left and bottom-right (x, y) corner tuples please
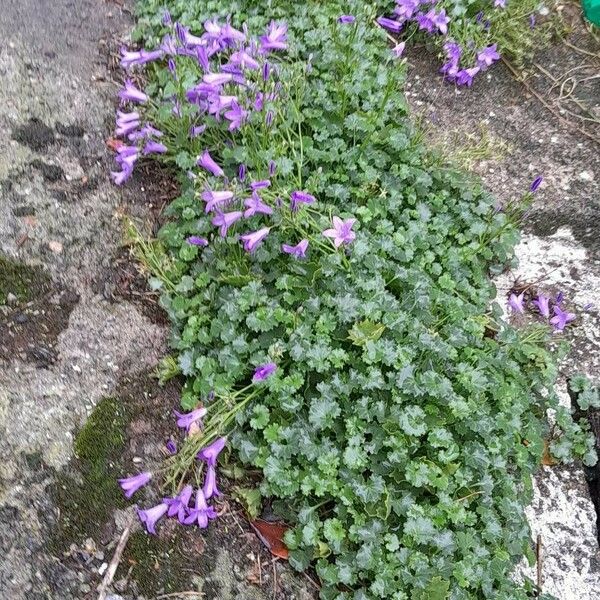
(0, 1), (168, 597)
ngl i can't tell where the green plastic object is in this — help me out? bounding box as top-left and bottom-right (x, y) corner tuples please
(582, 0), (600, 26)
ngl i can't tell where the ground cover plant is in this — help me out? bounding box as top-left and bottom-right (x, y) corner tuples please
(113, 1), (597, 598)
(133, 0), (557, 87)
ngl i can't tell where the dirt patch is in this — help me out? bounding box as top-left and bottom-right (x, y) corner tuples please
(0, 253), (51, 305)
(0, 280), (79, 367)
(93, 246), (169, 325)
(11, 117), (56, 151)
(30, 159), (64, 182)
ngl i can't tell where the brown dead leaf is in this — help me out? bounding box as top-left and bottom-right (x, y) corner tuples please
(106, 137), (124, 152)
(541, 439), (557, 466)
(249, 519), (289, 560)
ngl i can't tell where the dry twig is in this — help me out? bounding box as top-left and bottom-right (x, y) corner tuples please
(97, 524), (132, 600)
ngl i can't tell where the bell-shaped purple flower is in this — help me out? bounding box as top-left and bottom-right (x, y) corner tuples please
(259, 21), (288, 52)
(282, 239), (309, 258)
(203, 464), (222, 500)
(338, 15), (356, 24)
(166, 439), (177, 454)
(187, 236), (208, 247)
(550, 306), (576, 331)
(508, 292), (525, 314)
(240, 227), (271, 252)
(212, 211), (243, 237)
(290, 190), (316, 211)
(394, 0), (421, 19)
(244, 192), (273, 218)
(456, 67), (480, 87)
(174, 406), (207, 432)
(197, 437), (227, 466)
(477, 44), (500, 69)
(532, 295), (551, 318)
(202, 189), (234, 213)
(530, 176), (543, 192)
(137, 502), (169, 535)
(376, 17), (404, 33)
(253, 362), (277, 382)
(323, 216), (357, 248)
(143, 140), (168, 155)
(183, 488), (217, 528)
(119, 80), (149, 104)
(198, 150), (225, 177)
(164, 484), (193, 523)
(118, 472), (152, 499)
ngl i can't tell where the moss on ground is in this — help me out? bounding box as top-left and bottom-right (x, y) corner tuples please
(0, 254), (50, 305)
(49, 396), (131, 552)
(120, 530), (196, 597)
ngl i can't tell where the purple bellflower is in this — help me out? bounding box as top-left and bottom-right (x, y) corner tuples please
(119, 80), (149, 104)
(203, 464), (222, 500)
(476, 44), (500, 69)
(550, 305), (576, 331)
(338, 15), (356, 24)
(530, 176), (543, 192)
(197, 437), (227, 466)
(202, 189), (234, 213)
(224, 101), (247, 131)
(212, 210), (243, 237)
(190, 124), (206, 138)
(395, 0), (421, 19)
(260, 21), (288, 52)
(240, 227), (271, 252)
(166, 439), (177, 454)
(323, 216), (357, 248)
(187, 236), (209, 247)
(250, 180), (271, 190)
(183, 488), (217, 528)
(198, 150), (225, 177)
(253, 362), (277, 382)
(456, 67), (480, 87)
(392, 42), (406, 58)
(164, 484), (193, 523)
(174, 407), (207, 432)
(137, 502), (169, 534)
(532, 294), (551, 318)
(290, 190), (316, 211)
(244, 192), (273, 217)
(118, 472), (152, 499)
(495, 0), (507, 7)
(508, 292), (525, 313)
(376, 17), (404, 33)
(143, 140), (168, 155)
(282, 239), (309, 258)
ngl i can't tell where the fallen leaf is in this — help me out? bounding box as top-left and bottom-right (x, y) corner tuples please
(249, 519), (289, 559)
(541, 439), (557, 466)
(106, 137), (124, 151)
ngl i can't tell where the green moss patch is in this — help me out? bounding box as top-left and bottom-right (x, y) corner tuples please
(0, 254), (50, 305)
(50, 396), (131, 552)
(120, 530), (197, 596)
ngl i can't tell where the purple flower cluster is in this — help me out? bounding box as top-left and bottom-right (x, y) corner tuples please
(112, 20), (361, 258)
(119, 436), (227, 535)
(377, 0), (503, 86)
(111, 18), (288, 185)
(508, 290), (576, 332)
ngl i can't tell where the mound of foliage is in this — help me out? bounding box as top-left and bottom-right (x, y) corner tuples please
(133, 0), (556, 87)
(116, 1), (596, 598)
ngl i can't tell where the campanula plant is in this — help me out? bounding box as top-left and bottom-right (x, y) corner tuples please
(114, 2), (596, 598)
